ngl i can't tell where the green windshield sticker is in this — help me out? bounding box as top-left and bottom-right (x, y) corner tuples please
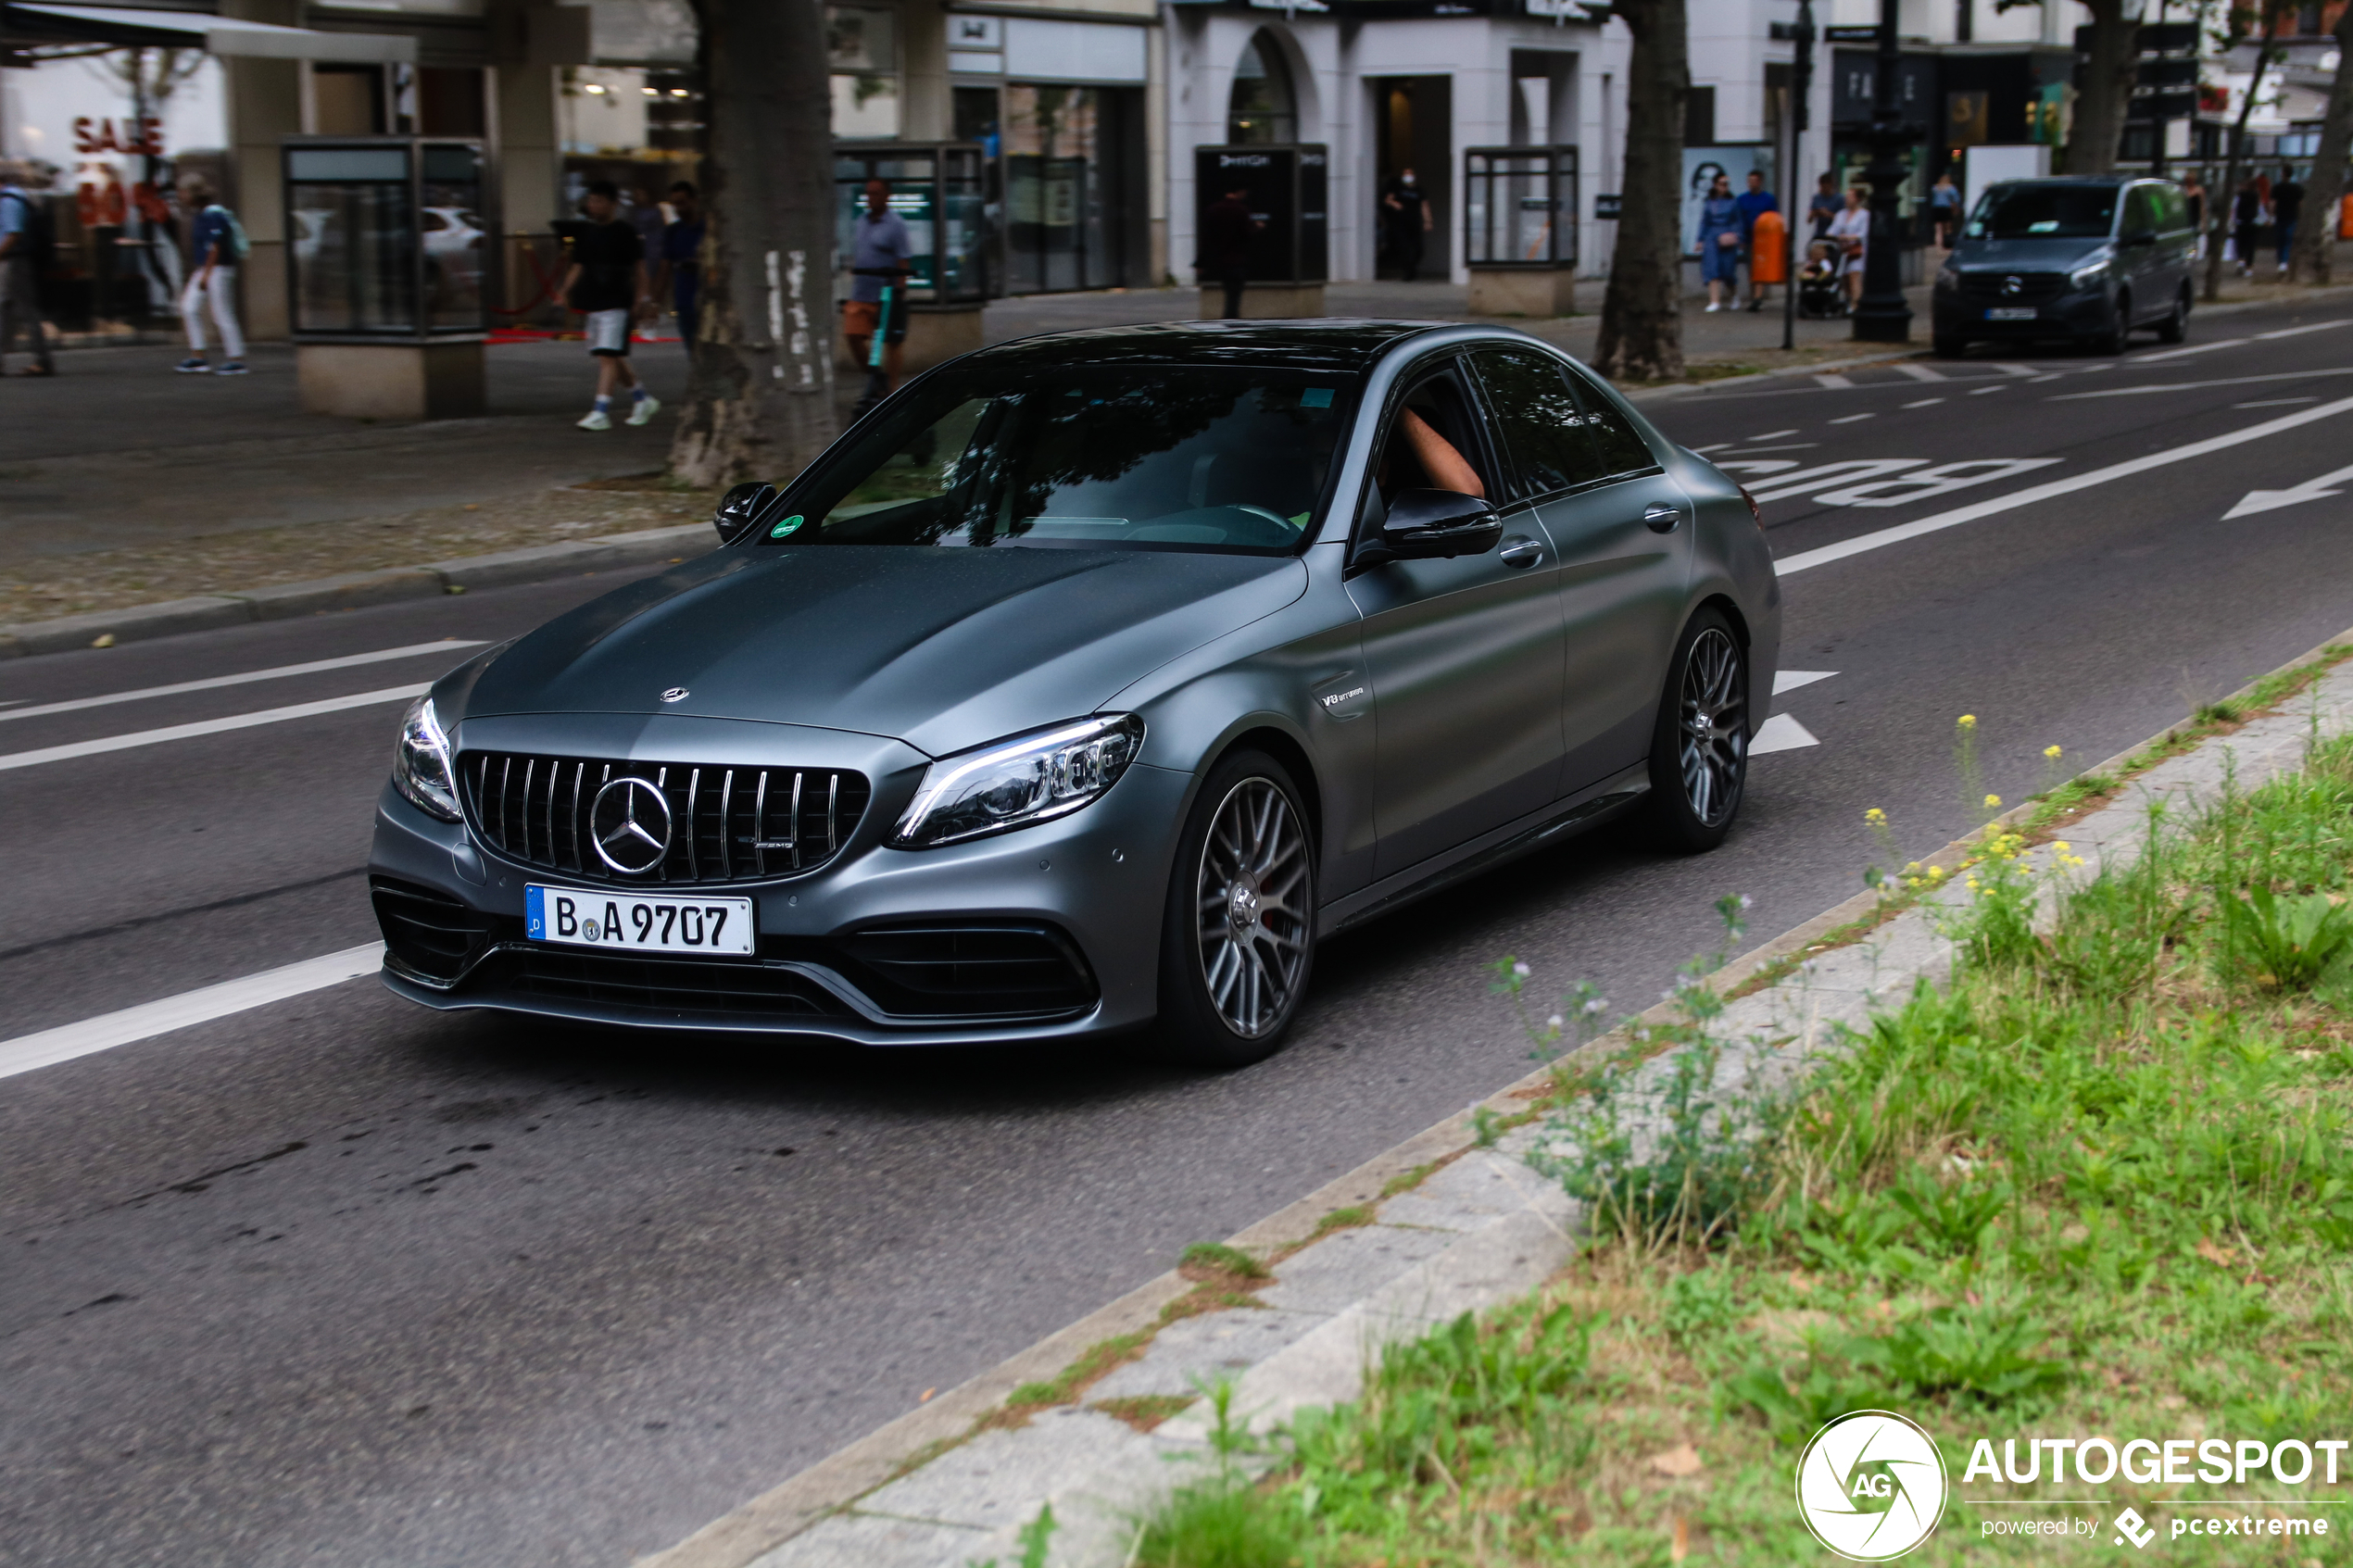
(1289, 512), (1311, 527)
(770, 514), (805, 539)
(1301, 387), (1333, 408)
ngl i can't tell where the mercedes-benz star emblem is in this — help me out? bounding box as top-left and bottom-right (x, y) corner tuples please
(589, 776), (673, 874)
(2002, 275), (2024, 296)
(661, 687), (690, 703)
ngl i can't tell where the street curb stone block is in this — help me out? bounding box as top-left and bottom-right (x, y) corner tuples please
(1083, 1306), (1327, 1401)
(0, 594), (255, 657)
(1251, 1223), (1458, 1316)
(745, 1512), (988, 1568)
(849, 1410), (1155, 1534)
(430, 523), (710, 590)
(233, 568), (447, 620)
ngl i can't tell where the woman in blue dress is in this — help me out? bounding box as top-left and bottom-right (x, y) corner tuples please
(1697, 171), (1743, 313)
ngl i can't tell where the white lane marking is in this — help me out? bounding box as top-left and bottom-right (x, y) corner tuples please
(1902, 397), (1944, 408)
(0, 640), (483, 726)
(2130, 337), (2251, 363)
(1969, 384), (2008, 395)
(2049, 367), (2353, 401)
(1745, 458), (1926, 500)
(1814, 458), (2062, 508)
(1986, 363), (2039, 377)
(1747, 429), (1799, 440)
(2236, 396), (2319, 408)
(0, 944), (385, 1082)
(1752, 714), (1819, 755)
(2028, 372), (2065, 383)
(0, 684), (426, 772)
(1894, 362), (1946, 382)
(1814, 373), (1856, 388)
(1718, 442), (1819, 454)
(1715, 459), (1806, 478)
(2255, 319), (2353, 340)
(1776, 394), (2353, 577)
(1692, 443), (1734, 453)
(2222, 458), (2353, 519)
(1830, 412), (1875, 423)
(1773, 670), (1837, 695)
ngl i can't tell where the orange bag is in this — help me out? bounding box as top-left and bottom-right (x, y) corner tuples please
(1750, 209), (1788, 283)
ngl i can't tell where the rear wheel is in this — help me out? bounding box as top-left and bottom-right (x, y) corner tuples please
(2156, 284), (2190, 344)
(1152, 750), (1315, 1067)
(1645, 609), (1750, 853)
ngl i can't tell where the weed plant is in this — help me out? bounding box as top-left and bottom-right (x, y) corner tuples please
(1129, 734), (2353, 1565)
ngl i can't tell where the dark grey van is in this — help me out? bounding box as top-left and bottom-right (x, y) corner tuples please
(1931, 175), (2197, 357)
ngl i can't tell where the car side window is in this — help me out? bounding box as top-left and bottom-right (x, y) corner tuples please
(1366, 363), (1493, 515)
(1560, 364), (1659, 478)
(2156, 184), (2188, 232)
(1466, 347), (1608, 501)
(2123, 186), (2156, 239)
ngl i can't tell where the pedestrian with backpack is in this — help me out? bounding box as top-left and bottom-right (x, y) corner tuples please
(176, 177), (247, 374)
(0, 160), (57, 377)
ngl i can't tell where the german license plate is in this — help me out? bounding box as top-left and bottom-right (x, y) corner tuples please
(1984, 307), (2037, 320)
(525, 884), (754, 955)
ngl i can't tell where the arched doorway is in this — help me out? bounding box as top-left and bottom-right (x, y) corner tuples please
(1227, 31), (1297, 144)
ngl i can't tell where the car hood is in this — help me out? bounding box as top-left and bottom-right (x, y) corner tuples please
(450, 546), (1312, 757)
(1952, 236), (2113, 270)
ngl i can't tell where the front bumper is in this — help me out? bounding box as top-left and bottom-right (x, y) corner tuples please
(1933, 280), (2115, 340)
(368, 714), (1190, 1044)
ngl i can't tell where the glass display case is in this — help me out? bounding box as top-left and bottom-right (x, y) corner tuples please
(1463, 146), (1579, 270)
(283, 137), (487, 338)
(1193, 144), (1329, 282)
(834, 143), (988, 305)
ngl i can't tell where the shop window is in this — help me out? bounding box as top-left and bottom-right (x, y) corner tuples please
(1227, 31), (1297, 145)
(1683, 84), (1716, 149)
(829, 5), (900, 138)
(417, 69), (485, 137)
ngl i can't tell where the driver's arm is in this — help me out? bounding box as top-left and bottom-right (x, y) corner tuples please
(1398, 408), (1484, 499)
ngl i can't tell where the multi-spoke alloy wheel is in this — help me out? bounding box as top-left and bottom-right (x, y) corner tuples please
(1678, 626), (1746, 829)
(1194, 777), (1312, 1038)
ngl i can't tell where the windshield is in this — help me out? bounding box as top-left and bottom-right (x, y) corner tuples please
(767, 365), (1358, 554)
(1965, 183), (2119, 241)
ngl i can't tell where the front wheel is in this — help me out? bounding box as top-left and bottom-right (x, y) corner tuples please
(1644, 609), (1750, 853)
(2156, 284), (2190, 344)
(1152, 750), (1316, 1068)
(2092, 291), (2132, 356)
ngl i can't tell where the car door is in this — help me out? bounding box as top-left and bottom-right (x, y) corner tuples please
(1346, 356), (1568, 880)
(1541, 360), (1696, 793)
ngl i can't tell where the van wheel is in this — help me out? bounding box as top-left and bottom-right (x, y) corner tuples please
(1151, 750), (1315, 1068)
(2093, 291), (2132, 356)
(1644, 608), (1749, 854)
(2156, 284), (2190, 344)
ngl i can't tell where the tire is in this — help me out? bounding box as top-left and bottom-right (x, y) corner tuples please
(1644, 608), (1750, 854)
(2156, 284), (2190, 344)
(1151, 749), (1316, 1068)
(2092, 291), (2131, 356)
(1932, 332), (1969, 358)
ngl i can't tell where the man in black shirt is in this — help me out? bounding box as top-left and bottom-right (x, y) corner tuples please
(1382, 169), (1431, 282)
(1200, 183), (1258, 319)
(560, 182), (658, 431)
(2273, 166), (2304, 275)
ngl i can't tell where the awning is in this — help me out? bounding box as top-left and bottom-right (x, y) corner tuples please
(1, 2), (416, 62)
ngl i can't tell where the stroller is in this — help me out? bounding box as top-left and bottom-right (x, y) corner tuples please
(1798, 238), (1847, 319)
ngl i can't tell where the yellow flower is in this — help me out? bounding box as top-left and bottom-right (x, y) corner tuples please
(1957, 714), (1978, 729)
(1984, 794), (2003, 809)
(1865, 807), (1887, 823)
(2054, 840), (2070, 852)
(1966, 878), (1981, 892)
(2044, 745), (2063, 760)
(1929, 865), (1947, 880)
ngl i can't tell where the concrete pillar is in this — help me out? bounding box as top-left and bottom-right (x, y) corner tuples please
(220, 0), (302, 341)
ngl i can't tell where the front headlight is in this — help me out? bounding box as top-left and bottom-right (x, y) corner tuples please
(2069, 252), (2114, 289)
(892, 713), (1144, 848)
(392, 696), (461, 822)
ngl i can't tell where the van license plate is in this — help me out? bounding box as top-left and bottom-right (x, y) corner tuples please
(1984, 307), (2037, 320)
(525, 884), (755, 955)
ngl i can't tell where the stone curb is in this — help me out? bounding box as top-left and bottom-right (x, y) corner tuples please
(0, 523), (711, 659)
(636, 620), (2353, 1568)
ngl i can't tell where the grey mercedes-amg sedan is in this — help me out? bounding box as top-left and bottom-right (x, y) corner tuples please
(370, 321), (1780, 1066)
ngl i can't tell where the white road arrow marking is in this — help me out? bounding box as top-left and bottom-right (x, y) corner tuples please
(1773, 670), (1838, 695)
(1751, 714), (1819, 755)
(2223, 460), (2353, 520)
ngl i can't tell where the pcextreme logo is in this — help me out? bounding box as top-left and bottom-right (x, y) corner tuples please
(1796, 1411), (1951, 1561)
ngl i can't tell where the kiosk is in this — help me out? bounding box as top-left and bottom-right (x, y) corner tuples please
(1193, 144), (1327, 319)
(283, 137), (488, 420)
(1464, 145), (1579, 318)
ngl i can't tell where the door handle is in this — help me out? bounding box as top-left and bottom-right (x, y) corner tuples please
(1499, 536), (1544, 569)
(1643, 504), (1682, 533)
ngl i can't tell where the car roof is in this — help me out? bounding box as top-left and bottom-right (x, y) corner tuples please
(964, 319), (1456, 373)
(1986, 175), (2146, 187)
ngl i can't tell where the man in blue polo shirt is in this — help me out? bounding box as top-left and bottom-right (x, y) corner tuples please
(845, 179), (912, 410)
(1734, 169), (1779, 312)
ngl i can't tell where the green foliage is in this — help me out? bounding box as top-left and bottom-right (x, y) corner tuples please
(1180, 1242), (1269, 1281)
(2221, 884), (2353, 989)
(1127, 1482), (1299, 1568)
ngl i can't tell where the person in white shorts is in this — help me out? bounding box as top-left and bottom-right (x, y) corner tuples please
(1827, 186), (1872, 312)
(175, 179), (246, 375)
(559, 182), (659, 431)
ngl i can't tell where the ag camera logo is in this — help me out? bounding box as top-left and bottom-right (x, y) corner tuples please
(1795, 1411), (1949, 1560)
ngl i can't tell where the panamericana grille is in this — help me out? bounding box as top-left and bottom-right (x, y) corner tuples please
(459, 752), (872, 884)
(1958, 271), (2068, 302)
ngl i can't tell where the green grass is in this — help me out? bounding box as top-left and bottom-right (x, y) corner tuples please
(1129, 734), (2353, 1564)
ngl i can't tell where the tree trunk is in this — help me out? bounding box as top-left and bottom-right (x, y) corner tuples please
(2204, 1), (2286, 304)
(2062, 0), (2138, 176)
(670, 0), (837, 488)
(2291, 2), (2353, 284)
(1593, 0), (1687, 383)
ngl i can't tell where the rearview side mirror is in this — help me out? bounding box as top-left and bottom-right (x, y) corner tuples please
(714, 482), (785, 544)
(1352, 488), (1504, 570)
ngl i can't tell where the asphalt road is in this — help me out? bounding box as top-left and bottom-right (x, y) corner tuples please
(6, 296), (2353, 1566)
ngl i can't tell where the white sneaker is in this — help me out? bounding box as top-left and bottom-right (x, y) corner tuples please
(1704, 302), (1721, 313)
(577, 408), (612, 431)
(626, 394), (661, 426)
